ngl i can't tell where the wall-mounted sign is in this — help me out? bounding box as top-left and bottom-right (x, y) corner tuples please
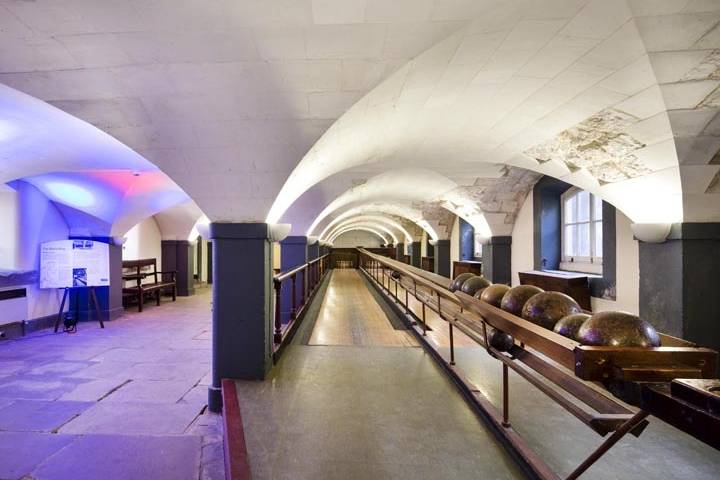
(40, 240), (110, 289)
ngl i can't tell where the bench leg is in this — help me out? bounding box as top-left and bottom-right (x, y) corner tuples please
(138, 292), (144, 313)
(172, 285), (176, 302)
(156, 289), (161, 306)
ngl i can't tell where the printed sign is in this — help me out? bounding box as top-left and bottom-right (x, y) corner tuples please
(40, 240), (110, 289)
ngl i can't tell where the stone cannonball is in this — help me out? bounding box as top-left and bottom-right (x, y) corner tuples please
(478, 284), (511, 307)
(553, 313), (591, 341)
(449, 273), (474, 292)
(500, 285), (545, 317)
(521, 292), (582, 330)
(577, 311), (661, 348)
(489, 330), (515, 352)
(461, 276), (492, 296)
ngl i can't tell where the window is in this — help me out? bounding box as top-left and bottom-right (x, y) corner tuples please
(561, 188), (602, 274)
(473, 233), (483, 259)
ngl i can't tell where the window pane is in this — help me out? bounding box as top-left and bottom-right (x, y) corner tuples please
(593, 194), (603, 221)
(564, 195), (576, 224)
(577, 191), (590, 222)
(594, 221), (603, 258)
(564, 225), (576, 257)
(578, 223), (590, 256)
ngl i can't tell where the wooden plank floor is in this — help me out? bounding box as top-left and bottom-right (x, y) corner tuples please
(308, 269), (417, 347)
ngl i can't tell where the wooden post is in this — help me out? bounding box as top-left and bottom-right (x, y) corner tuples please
(291, 274), (297, 319)
(502, 363), (510, 427)
(301, 266), (306, 306)
(273, 279), (282, 343)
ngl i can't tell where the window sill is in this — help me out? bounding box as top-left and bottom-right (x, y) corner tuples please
(559, 262), (602, 276)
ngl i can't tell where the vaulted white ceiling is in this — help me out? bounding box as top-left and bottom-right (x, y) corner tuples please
(270, 0), (720, 225)
(2, 0), (719, 236)
(0, 0), (484, 223)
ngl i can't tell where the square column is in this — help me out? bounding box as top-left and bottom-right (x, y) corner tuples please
(307, 242), (319, 260)
(433, 240), (451, 277)
(395, 243), (405, 262)
(639, 223), (720, 353)
(208, 223), (274, 412)
(482, 236), (511, 284)
(280, 236), (308, 324)
(409, 241), (421, 267)
(161, 240), (195, 296)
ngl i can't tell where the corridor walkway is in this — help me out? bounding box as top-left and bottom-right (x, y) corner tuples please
(0, 289), (222, 480)
(234, 269), (523, 479)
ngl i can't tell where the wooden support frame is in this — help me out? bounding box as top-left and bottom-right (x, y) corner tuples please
(357, 248), (720, 480)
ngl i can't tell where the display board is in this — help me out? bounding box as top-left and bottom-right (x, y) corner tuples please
(40, 240), (110, 289)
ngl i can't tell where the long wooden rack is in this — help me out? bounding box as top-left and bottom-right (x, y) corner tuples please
(357, 248), (718, 480)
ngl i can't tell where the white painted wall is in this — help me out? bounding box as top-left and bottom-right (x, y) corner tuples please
(511, 192), (535, 287)
(450, 216), (460, 264)
(0, 181), (70, 324)
(0, 187), (19, 270)
(123, 217), (162, 267)
(273, 242), (281, 271)
(333, 230), (382, 248)
(510, 191), (640, 314)
(591, 211), (639, 314)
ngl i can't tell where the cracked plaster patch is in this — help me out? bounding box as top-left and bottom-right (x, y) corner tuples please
(683, 50), (720, 82)
(707, 152), (720, 193)
(457, 167), (541, 225)
(698, 85), (720, 109)
(524, 109), (649, 183)
(411, 201), (456, 237)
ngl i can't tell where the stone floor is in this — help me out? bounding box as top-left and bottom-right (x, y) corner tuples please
(0, 287), (223, 480)
(237, 270), (523, 479)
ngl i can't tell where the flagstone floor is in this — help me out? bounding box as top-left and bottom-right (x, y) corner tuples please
(0, 287), (221, 480)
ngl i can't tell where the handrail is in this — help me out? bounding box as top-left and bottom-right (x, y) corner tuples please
(272, 253), (330, 346)
(358, 248), (455, 303)
(357, 247), (720, 480)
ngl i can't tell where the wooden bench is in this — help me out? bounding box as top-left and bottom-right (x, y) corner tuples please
(122, 259), (176, 312)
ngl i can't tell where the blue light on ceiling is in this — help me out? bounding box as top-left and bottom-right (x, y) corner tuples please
(45, 182), (95, 208)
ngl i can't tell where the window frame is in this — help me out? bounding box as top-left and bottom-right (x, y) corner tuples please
(560, 187), (603, 274)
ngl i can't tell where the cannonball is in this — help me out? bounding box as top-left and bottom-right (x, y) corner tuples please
(489, 330), (515, 352)
(461, 276), (492, 296)
(478, 284), (511, 307)
(577, 311), (661, 348)
(500, 285), (544, 317)
(521, 292), (581, 330)
(553, 313), (591, 341)
(449, 273), (474, 292)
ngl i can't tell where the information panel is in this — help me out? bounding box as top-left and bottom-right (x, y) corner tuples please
(40, 240), (110, 289)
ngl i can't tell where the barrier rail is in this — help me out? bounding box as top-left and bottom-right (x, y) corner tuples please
(357, 248), (718, 480)
(272, 254), (330, 347)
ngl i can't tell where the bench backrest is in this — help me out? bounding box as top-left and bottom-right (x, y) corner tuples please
(122, 258), (159, 285)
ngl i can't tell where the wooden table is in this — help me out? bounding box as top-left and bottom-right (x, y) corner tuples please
(519, 270), (592, 311)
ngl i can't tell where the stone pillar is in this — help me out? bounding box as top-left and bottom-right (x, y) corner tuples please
(161, 240), (194, 296)
(639, 223), (720, 353)
(482, 236), (511, 284)
(395, 243), (405, 262)
(433, 240), (451, 277)
(70, 237), (123, 322)
(207, 241), (213, 284)
(307, 242), (319, 261)
(409, 241), (421, 267)
(208, 223), (274, 412)
(280, 236), (308, 324)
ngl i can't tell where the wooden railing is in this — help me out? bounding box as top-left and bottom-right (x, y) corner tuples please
(356, 248), (718, 480)
(272, 254), (330, 346)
